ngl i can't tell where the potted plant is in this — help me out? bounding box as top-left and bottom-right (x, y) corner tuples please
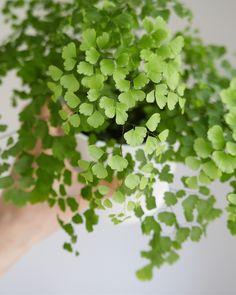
(1, 0), (236, 280)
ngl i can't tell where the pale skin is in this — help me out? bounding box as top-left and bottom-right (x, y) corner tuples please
(0, 104), (117, 276)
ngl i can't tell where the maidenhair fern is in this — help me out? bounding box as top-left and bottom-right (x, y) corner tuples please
(0, 0), (236, 280)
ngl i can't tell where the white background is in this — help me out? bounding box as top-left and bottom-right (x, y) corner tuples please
(1, 1), (236, 294)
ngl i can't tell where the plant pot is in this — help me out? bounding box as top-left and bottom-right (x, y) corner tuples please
(76, 133), (176, 224)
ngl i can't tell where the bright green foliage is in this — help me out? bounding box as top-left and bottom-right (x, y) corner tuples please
(86, 48), (100, 64)
(145, 136), (158, 155)
(185, 156), (201, 171)
(207, 125), (225, 150)
(100, 59), (115, 76)
(194, 138), (212, 159)
(77, 62), (93, 76)
(48, 66), (63, 81)
(112, 191), (125, 203)
(87, 111), (104, 128)
(124, 127), (147, 146)
(158, 212), (176, 226)
(133, 73), (149, 89)
(60, 75), (80, 92)
(107, 155), (128, 172)
(79, 103), (94, 116)
(64, 92), (80, 108)
(212, 151), (236, 174)
(125, 174), (140, 190)
(68, 114), (80, 128)
(92, 163), (108, 179)
(146, 113), (160, 132)
(228, 194), (236, 205)
(88, 145), (104, 160)
(1, 0), (236, 283)
(62, 42), (77, 70)
(0, 176), (14, 189)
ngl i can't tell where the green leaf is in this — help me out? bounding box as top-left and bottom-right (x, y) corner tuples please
(88, 145), (104, 160)
(79, 103), (94, 116)
(86, 48), (100, 64)
(226, 142), (236, 156)
(125, 174), (140, 189)
(97, 32), (109, 49)
(62, 42), (76, 59)
(47, 82), (62, 101)
(99, 96), (116, 118)
(98, 185), (110, 195)
(207, 125), (225, 150)
(182, 195), (198, 222)
(60, 74), (80, 92)
(136, 265), (153, 281)
(67, 197), (79, 212)
(78, 160), (90, 170)
(68, 114), (80, 128)
(59, 109), (68, 121)
(124, 127), (147, 146)
(228, 194), (236, 205)
(155, 84), (168, 109)
(87, 111), (105, 128)
(185, 156), (201, 171)
(92, 163), (108, 179)
(3, 188), (29, 207)
(141, 216), (161, 235)
(118, 90), (145, 108)
(77, 61), (93, 76)
(169, 36), (184, 58)
(190, 226), (202, 242)
(63, 242), (73, 253)
(140, 176), (148, 190)
(87, 89), (100, 101)
(145, 55), (163, 83)
(0, 176), (14, 189)
(146, 90), (155, 103)
(143, 17), (154, 33)
(166, 251), (179, 265)
(164, 192), (177, 206)
(48, 65), (63, 81)
(84, 209), (99, 232)
(64, 58), (77, 71)
(186, 176), (198, 189)
(146, 113), (161, 132)
(167, 92), (179, 110)
(163, 62), (180, 91)
(127, 201), (135, 211)
(81, 29), (96, 51)
(212, 151), (236, 174)
(115, 103), (128, 125)
(103, 199), (113, 208)
(225, 109), (236, 127)
(100, 59), (115, 76)
(82, 74), (104, 90)
(145, 136), (158, 155)
(133, 73), (149, 89)
(108, 155), (128, 172)
(194, 138), (212, 159)
(202, 160), (221, 180)
(115, 79), (130, 92)
(116, 53), (129, 67)
(64, 91), (80, 108)
(158, 211), (176, 226)
(158, 129), (169, 142)
(72, 213), (83, 224)
(112, 191), (125, 203)
(176, 227), (190, 243)
(221, 87), (236, 107)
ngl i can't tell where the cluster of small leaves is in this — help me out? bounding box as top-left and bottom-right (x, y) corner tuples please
(0, 0), (236, 282)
